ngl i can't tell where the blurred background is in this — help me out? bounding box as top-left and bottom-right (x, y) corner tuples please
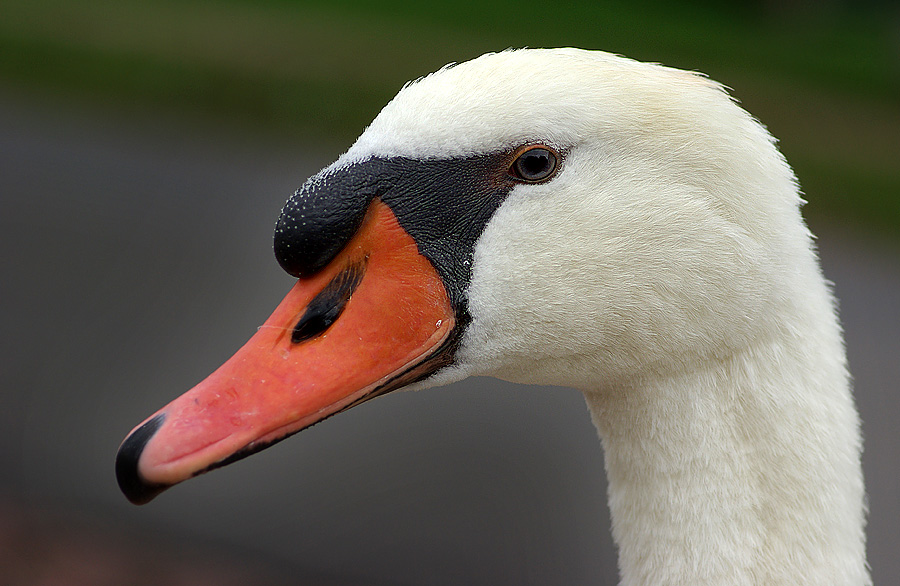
(1, 1), (898, 584)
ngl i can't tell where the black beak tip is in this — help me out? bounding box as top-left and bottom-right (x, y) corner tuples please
(115, 413), (169, 505)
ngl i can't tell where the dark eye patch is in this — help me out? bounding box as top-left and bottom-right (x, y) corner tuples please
(276, 148), (561, 315)
(292, 259), (367, 344)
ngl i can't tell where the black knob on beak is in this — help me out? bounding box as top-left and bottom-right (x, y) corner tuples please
(274, 166), (379, 278)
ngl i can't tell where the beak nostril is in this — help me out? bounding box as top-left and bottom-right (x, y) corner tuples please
(292, 259), (367, 344)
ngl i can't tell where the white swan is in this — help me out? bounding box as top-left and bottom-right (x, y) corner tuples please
(117, 48), (869, 585)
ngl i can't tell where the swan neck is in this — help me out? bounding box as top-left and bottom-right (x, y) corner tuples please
(583, 331), (869, 586)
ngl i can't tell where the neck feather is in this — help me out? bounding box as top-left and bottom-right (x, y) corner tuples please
(583, 307), (869, 586)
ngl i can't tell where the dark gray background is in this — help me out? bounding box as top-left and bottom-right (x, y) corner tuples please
(2, 88), (897, 585)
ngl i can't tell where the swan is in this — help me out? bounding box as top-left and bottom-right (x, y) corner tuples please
(116, 48), (869, 585)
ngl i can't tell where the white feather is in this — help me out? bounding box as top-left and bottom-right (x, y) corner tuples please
(339, 48), (868, 586)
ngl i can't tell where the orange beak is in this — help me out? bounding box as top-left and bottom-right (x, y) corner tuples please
(116, 200), (456, 504)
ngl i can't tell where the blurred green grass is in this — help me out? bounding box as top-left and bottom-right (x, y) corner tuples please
(1, 0), (898, 231)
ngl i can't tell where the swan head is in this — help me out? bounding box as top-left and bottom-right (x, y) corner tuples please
(344, 48), (808, 389)
(117, 48), (811, 502)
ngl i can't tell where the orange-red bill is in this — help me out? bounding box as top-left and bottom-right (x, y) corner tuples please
(116, 200), (456, 504)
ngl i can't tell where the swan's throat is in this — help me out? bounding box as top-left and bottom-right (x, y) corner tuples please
(583, 334), (868, 586)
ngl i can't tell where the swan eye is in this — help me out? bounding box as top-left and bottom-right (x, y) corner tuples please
(510, 146), (559, 183)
